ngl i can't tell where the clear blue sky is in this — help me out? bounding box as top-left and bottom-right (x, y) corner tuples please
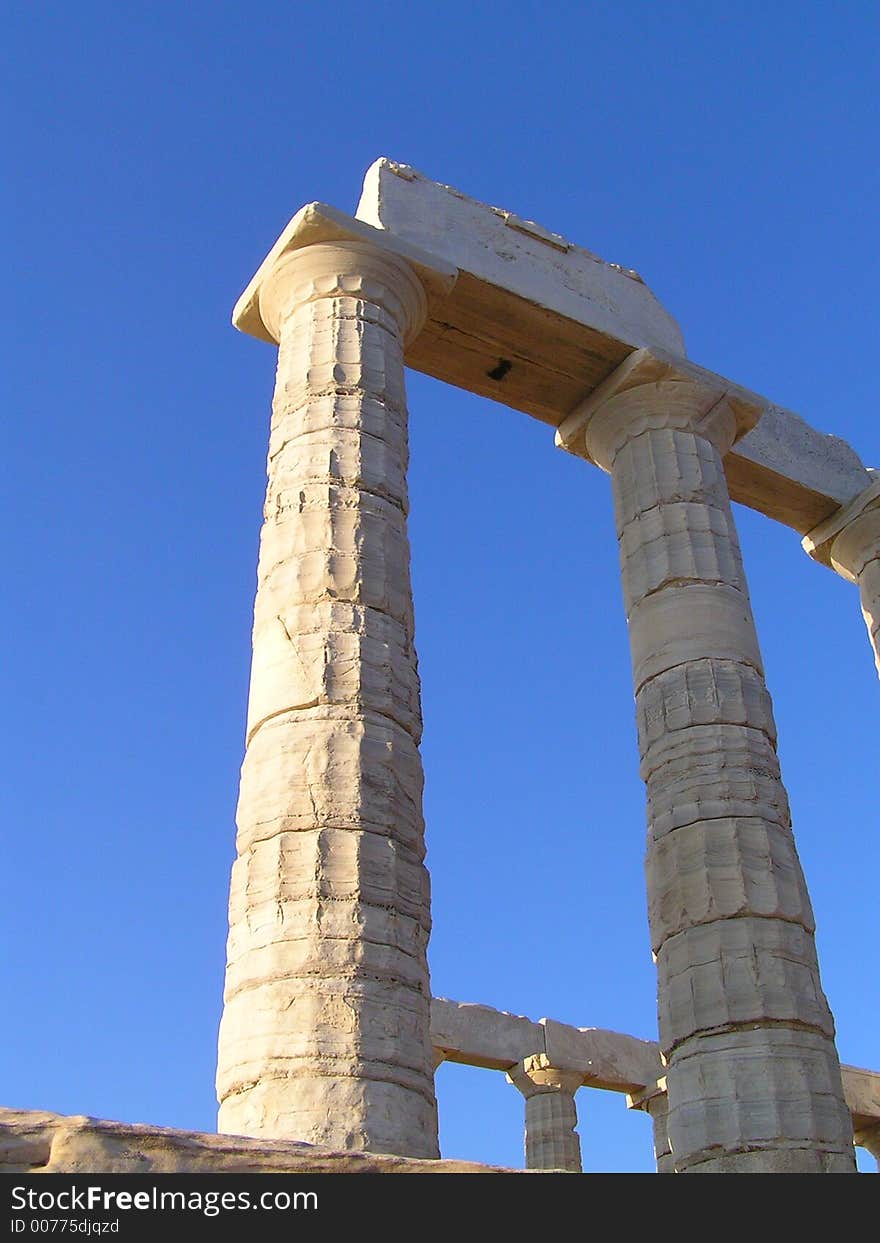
(3, 2), (878, 1173)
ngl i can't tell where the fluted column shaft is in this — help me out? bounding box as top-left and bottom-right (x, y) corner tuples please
(507, 1056), (583, 1171)
(216, 241), (438, 1157)
(584, 381), (855, 1173)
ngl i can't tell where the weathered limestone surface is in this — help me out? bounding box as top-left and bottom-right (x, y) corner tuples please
(803, 475), (880, 677)
(217, 234), (453, 1157)
(506, 1056), (583, 1173)
(358, 157), (685, 367)
(577, 365), (856, 1173)
(0, 1109), (508, 1174)
(728, 407), (870, 534)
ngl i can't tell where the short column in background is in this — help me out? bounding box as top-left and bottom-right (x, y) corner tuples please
(507, 1054), (583, 1172)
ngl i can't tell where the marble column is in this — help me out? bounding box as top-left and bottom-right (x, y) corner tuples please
(803, 477), (880, 679)
(507, 1055), (583, 1171)
(216, 237), (439, 1157)
(582, 375), (855, 1173)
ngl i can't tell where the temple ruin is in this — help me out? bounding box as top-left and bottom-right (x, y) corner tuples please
(4, 159), (878, 1175)
(213, 159), (880, 1174)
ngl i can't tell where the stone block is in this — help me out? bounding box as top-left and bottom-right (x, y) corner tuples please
(647, 817), (814, 948)
(666, 1028), (855, 1169)
(642, 723), (790, 836)
(227, 829), (430, 925)
(636, 657), (776, 753)
(628, 584), (763, 690)
(246, 602), (421, 743)
(611, 425), (728, 527)
(619, 500), (745, 610)
(656, 918), (833, 1049)
(234, 708), (425, 853)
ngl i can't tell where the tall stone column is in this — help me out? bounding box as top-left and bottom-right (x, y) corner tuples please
(581, 375), (855, 1173)
(216, 237), (440, 1157)
(507, 1055), (583, 1171)
(803, 478), (880, 679)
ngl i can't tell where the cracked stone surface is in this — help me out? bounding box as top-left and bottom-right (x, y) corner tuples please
(216, 241), (438, 1157)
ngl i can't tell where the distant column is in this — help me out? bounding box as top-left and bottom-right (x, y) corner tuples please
(580, 371), (855, 1173)
(803, 478), (880, 679)
(216, 235), (442, 1157)
(507, 1055), (583, 1171)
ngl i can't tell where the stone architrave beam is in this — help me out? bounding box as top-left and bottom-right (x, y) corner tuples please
(843, 1064), (880, 1134)
(431, 999), (880, 1167)
(429, 999), (663, 1092)
(356, 159), (871, 534)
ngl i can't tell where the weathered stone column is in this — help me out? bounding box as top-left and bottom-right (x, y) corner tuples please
(507, 1055), (583, 1171)
(580, 372), (855, 1173)
(216, 231), (446, 1157)
(627, 1079), (674, 1173)
(803, 477), (880, 679)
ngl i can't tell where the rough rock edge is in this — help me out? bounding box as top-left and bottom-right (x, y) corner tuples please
(0, 1108), (530, 1175)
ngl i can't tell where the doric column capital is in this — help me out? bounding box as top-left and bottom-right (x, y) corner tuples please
(854, 1121), (880, 1161)
(626, 1076), (668, 1114)
(830, 506), (880, 583)
(259, 240), (429, 345)
(584, 379), (738, 470)
(506, 1053), (583, 1098)
(231, 201), (456, 348)
(555, 347), (764, 471)
(802, 476), (880, 582)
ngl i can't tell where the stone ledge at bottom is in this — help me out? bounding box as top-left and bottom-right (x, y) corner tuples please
(0, 1107), (526, 1174)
